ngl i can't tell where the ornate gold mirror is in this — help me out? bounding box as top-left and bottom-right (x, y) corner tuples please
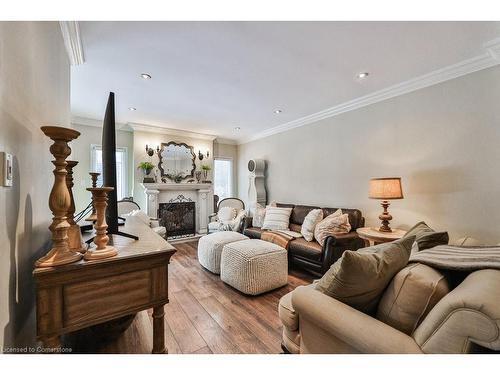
(158, 141), (196, 181)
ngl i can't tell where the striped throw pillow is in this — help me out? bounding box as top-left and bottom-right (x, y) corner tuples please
(262, 206), (293, 231)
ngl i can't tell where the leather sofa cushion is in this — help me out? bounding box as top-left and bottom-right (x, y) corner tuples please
(289, 238), (323, 262)
(289, 223), (302, 233)
(315, 236), (415, 315)
(244, 227), (264, 239)
(277, 203), (364, 230)
(376, 263), (450, 335)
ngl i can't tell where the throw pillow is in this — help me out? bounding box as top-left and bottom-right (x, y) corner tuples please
(130, 209), (151, 226)
(405, 221), (449, 252)
(376, 263), (450, 335)
(252, 203), (267, 228)
(315, 235), (416, 315)
(301, 209), (324, 242)
(314, 209), (351, 246)
(261, 206), (293, 231)
(218, 206), (237, 223)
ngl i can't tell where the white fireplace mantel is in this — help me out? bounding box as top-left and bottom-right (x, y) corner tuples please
(141, 183), (213, 234)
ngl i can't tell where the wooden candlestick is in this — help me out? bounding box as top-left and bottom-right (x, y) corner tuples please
(66, 160), (86, 253)
(35, 126), (83, 268)
(84, 186), (117, 260)
(85, 172), (100, 222)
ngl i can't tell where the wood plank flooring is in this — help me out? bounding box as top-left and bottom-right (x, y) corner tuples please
(67, 240), (313, 354)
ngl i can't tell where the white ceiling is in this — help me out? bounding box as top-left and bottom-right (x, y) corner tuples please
(71, 21), (500, 143)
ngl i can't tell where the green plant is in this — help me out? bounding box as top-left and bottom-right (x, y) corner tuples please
(201, 164), (211, 171)
(138, 161), (154, 171)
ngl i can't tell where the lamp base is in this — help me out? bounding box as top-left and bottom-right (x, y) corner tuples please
(378, 200), (393, 232)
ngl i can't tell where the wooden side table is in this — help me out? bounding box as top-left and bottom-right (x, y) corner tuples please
(356, 227), (407, 247)
(33, 217), (176, 354)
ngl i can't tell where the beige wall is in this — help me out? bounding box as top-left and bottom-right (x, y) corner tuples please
(132, 131), (214, 212)
(0, 22), (70, 348)
(238, 66), (500, 243)
(70, 123), (134, 213)
(214, 141), (238, 197)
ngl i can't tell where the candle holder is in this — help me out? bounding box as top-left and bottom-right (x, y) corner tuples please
(84, 186), (118, 260)
(84, 172), (100, 222)
(66, 160), (86, 253)
(35, 126), (83, 268)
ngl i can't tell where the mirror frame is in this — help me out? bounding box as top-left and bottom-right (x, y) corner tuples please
(158, 141), (196, 180)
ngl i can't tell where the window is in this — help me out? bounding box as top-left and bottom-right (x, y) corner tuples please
(90, 144), (128, 200)
(214, 158), (233, 200)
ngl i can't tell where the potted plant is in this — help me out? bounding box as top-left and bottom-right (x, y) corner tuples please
(201, 164), (211, 182)
(166, 170), (185, 183)
(138, 161), (155, 183)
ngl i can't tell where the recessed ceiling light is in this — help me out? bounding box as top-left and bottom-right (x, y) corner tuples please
(140, 73), (152, 79)
(274, 109), (282, 114)
(234, 127), (241, 131)
(128, 107), (137, 111)
(357, 72), (369, 79)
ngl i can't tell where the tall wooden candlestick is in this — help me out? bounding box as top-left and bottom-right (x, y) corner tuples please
(84, 186), (117, 260)
(35, 126), (83, 268)
(66, 160), (86, 253)
(85, 172), (100, 222)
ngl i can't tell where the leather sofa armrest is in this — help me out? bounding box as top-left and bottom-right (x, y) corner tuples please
(413, 269), (500, 353)
(321, 232), (365, 273)
(292, 286), (422, 354)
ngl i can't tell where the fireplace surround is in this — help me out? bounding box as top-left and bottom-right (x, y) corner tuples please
(158, 197), (196, 239)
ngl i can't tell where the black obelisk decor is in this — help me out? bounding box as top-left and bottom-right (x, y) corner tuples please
(101, 92), (138, 240)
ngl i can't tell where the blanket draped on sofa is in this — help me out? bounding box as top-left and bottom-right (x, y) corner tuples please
(409, 245), (500, 271)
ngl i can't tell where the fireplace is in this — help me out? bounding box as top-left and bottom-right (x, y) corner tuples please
(158, 196), (196, 239)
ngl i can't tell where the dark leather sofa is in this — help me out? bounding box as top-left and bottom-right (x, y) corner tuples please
(243, 203), (365, 276)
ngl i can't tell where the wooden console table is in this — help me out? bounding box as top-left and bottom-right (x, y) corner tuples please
(33, 217), (176, 353)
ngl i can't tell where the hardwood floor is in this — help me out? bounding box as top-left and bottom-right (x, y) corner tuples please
(67, 240), (313, 354)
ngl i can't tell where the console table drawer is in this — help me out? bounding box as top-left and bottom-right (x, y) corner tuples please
(63, 270), (152, 326)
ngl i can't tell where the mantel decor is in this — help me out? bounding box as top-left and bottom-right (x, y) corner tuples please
(84, 186), (118, 260)
(369, 177), (404, 232)
(35, 126), (83, 268)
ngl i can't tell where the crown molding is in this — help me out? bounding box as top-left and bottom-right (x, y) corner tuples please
(214, 137), (238, 145)
(128, 122), (217, 141)
(240, 37), (500, 145)
(59, 21), (85, 66)
(71, 116), (131, 132)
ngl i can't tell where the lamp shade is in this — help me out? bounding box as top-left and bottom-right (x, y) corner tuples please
(369, 177), (403, 200)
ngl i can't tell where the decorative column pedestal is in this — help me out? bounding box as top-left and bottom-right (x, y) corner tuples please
(35, 126), (83, 268)
(66, 160), (86, 254)
(84, 186), (118, 261)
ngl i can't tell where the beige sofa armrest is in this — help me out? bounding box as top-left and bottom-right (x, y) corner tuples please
(413, 269), (500, 353)
(292, 286), (422, 353)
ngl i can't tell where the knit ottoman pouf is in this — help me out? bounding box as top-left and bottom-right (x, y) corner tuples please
(198, 231), (249, 274)
(220, 239), (288, 295)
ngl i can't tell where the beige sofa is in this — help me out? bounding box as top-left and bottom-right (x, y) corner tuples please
(279, 268), (500, 354)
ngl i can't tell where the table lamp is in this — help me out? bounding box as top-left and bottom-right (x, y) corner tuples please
(369, 177), (403, 232)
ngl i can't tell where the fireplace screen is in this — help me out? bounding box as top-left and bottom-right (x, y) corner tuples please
(158, 199), (196, 239)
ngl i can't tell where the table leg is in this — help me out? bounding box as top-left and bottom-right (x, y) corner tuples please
(152, 305), (167, 354)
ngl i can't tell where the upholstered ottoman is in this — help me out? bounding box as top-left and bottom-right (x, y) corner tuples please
(220, 239), (288, 295)
(198, 231), (249, 274)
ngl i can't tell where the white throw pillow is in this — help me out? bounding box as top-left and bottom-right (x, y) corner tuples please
(301, 209), (324, 242)
(252, 203), (266, 228)
(130, 209), (151, 225)
(314, 209), (351, 246)
(218, 206), (237, 223)
(262, 206), (293, 231)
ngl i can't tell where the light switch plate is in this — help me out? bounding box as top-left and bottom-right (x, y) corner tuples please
(1, 152), (13, 187)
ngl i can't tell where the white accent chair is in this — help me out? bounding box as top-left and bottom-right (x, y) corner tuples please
(207, 197), (246, 234)
(118, 198), (167, 237)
